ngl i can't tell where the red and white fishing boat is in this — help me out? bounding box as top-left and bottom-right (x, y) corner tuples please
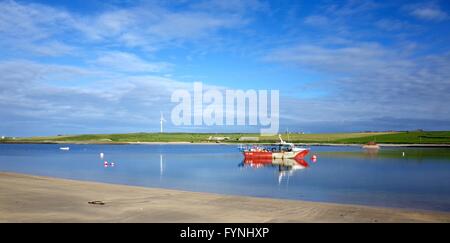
(241, 135), (310, 160)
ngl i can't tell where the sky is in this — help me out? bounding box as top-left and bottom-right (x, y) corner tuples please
(1, 0), (450, 136)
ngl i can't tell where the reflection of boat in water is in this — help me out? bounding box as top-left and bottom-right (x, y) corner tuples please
(241, 135), (309, 160)
(240, 157), (309, 184)
(362, 141), (380, 157)
(362, 141), (380, 149)
(241, 157), (309, 170)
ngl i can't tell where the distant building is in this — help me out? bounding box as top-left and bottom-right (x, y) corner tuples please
(239, 137), (259, 142)
(208, 136), (230, 141)
(1, 136), (4, 139)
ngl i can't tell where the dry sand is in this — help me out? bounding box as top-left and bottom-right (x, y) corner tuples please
(0, 172), (449, 223)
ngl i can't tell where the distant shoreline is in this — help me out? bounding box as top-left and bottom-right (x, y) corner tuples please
(2, 131), (450, 146)
(1, 140), (450, 147)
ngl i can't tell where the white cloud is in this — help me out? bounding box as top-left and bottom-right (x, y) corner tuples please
(191, 0), (269, 13)
(375, 19), (412, 31)
(0, 0), (72, 41)
(68, 3), (250, 49)
(322, 0), (379, 17)
(0, 0), (253, 54)
(406, 3), (448, 21)
(0, 58), (232, 134)
(93, 51), (172, 73)
(23, 41), (76, 57)
(147, 12), (244, 40)
(265, 42), (411, 75)
(300, 0), (381, 37)
(265, 42), (450, 122)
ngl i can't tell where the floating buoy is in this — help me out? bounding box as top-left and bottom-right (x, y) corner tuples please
(111, 162), (115, 167)
(100, 153), (104, 159)
(104, 161), (108, 165)
(312, 155), (317, 160)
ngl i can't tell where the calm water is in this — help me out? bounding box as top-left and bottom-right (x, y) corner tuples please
(1, 144), (450, 211)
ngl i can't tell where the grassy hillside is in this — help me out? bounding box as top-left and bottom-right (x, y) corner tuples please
(2, 131), (450, 144)
(335, 131), (450, 144)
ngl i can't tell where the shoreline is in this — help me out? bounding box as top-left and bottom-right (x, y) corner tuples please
(0, 172), (449, 223)
(2, 141), (450, 147)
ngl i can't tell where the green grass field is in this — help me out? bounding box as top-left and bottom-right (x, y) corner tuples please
(2, 131), (450, 144)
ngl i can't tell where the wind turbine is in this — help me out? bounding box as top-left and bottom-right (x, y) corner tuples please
(160, 111), (166, 133)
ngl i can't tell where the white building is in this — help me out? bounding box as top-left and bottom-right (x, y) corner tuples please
(239, 137), (259, 142)
(208, 136), (230, 141)
(1, 136), (4, 139)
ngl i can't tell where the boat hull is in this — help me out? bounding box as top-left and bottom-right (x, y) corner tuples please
(243, 157), (309, 167)
(362, 145), (380, 149)
(243, 149), (309, 160)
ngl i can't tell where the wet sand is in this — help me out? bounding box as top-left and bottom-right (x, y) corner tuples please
(0, 172), (449, 223)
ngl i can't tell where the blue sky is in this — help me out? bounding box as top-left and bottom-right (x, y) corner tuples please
(1, 0), (450, 136)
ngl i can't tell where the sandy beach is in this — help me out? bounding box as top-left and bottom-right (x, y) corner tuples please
(0, 172), (449, 223)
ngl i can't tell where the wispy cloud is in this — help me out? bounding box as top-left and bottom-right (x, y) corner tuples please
(0, 56), (234, 135)
(93, 51), (172, 73)
(191, 0), (269, 13)
(265, 41), (450, 125)
(406, 2), (448, 22)
(0, 0), (72, 41)
(0, 59), (190, 133)
(374, 18), (415, 31)
(0, 0), (256, 53)
(70, 3), (255, 50)
(275, 0), (450, 129)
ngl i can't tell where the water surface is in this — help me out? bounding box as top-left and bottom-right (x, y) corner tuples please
(1, 144), (449, 212)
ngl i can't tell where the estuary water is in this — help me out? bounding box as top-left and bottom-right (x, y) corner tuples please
(1, 144), (449, 211)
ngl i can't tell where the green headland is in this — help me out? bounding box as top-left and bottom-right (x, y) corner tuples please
(2, 131), (450, 145)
